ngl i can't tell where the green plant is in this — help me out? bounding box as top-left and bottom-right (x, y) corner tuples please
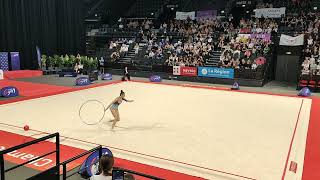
(41, 55), (47, 64)
(69, 55), (76, 66)
(82, 56), (89, 70)
(48, 56), (54, 67)
(52, 55), (61, 67)
(41, 55), (47, 69)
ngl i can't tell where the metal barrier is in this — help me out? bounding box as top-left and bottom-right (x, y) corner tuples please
(0, 133), (60, 180)
(0, 133), (164, 180)
(60, 145), (165, 180)
(60, 145), (103, 180)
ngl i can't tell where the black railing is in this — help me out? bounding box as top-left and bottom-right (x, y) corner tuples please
(60, 145), (165, 180)
(0, 133), (165, 180)
(60, 145), (103, 180)
(0, 133), (60, 180)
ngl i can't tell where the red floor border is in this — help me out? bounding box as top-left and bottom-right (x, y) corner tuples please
(0, 122), (255, 180)
(301, 97), (320, 180)
(281, 99), (304, 179)
(0, 80), (122, 105)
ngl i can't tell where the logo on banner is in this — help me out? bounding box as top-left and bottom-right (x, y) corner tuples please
(101, 73), (112, 80)
(201, 68), (208, 75)
(198, 67), (234, 79)
(1, 86), (19, 97)
(181, 67), (197, 76)
(174, 66), (197, 76)
(79, 148), (113, 178)
(76, 77), (90, 86)
(173, 66), (181, 75)
(150, 75), (162, 82)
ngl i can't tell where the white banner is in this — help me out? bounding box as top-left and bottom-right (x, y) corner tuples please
(255, 7), (286, 18)
(175, 11), (196, 20)
(173, 66), (181, 75)
(279, 34), (304, 46)
(0, 69), (3, 80)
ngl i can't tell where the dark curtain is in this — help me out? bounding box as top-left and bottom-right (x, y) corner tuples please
(0, 0), (85, 70)
(275, 55), (300, 83)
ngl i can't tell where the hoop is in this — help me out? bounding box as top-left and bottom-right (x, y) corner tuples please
(79, 100), (106, 125)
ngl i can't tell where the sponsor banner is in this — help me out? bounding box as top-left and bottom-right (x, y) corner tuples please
(255, 7), (286, 18)
(250, 33), (271, 41)
(196, 10), (217, 20)
(175, 11), (196, 20)
(10, 52), (20, 70)
(236, 0), (252, 5)
(238, 33), (271, 42)
(198, 67), (234, 79)
(1, 86), (19, 97)
(76, 77), (91, 86)
(149, 75), (162, 82)
(173, 66), (197, 76)
(239, 28), (251, 34)
(180, 67), (197, 76)
(280, 34), (304, 46)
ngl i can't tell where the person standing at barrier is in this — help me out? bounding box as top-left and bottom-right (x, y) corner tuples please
(122, 66), (131, 81)
(107, 90), (134, 130)
(90, 155), (114, 180)
(99, 57), (105, 74)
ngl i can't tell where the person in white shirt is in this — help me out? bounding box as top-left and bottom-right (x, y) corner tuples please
(307, 36), (313, 46)
(90, 155), (114, 180)
(310, 55), (316, 64)
(316, 63), (320, 75)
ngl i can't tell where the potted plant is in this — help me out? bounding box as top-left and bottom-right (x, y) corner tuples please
(48, 56), (54, 69)
(81, 56), (89, 75)
(41, 55), (47, 70)
(69, 55), (76, 68)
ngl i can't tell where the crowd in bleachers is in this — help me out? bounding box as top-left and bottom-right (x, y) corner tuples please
(296, 11), (320, 76)
(108, 38), (136, 61)
(117, 18), (154, 30)
(158, 16), (275, 67)
(301, 36), (320, 76)
(257, 0), (311, 13)
(219, 38), (269, 70)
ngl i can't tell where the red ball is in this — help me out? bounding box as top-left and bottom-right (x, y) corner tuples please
(24, 125), (29, 131)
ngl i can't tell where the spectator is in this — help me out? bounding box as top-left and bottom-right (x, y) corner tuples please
(134, 43), (139, 54)
(90, 155), (114, 180)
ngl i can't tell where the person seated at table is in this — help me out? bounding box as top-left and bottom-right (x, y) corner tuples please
(74, 59), (83, 74)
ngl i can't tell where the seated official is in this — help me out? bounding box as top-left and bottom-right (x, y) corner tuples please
(74, 61), (83, 74)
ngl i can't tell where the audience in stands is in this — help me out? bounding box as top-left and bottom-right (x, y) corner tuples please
(298, 11), (320, 76)
(108, 38), (136, 62)
(219, 34), (269, 69)
(116, 18), (154, 31)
